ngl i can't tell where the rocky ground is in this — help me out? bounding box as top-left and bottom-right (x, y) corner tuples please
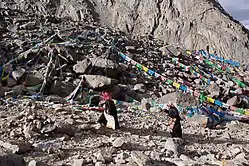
(0, 100), (249, 166)
(0, 3), (249, 166)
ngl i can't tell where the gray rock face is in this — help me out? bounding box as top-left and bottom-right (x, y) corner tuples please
(83, 75), (118, 89)
(73, 59), (92, 74)
(96, 0), (249, 63)
(50, 80), (76, 97)
(0, 154), (26, 166)
(6, 0), (249, 63)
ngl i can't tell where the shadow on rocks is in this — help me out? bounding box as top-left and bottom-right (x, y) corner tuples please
(183, 133), (249, 145)
(151, 160), (177, 166)
(120, 126), (171, 137)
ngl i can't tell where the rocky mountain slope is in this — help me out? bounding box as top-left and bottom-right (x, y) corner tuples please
(1, 0), (249, 166)
(2, 0), (249, 64)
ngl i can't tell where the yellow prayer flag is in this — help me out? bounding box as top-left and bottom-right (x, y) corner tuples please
(207, 97), (215, 104)
(142, 66), (149, 72)
(245, 110), (249, 116)
(186, 50), (192, 55)
(173, 82), (181, 89)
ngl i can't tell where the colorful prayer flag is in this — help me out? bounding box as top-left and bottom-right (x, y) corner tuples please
(245, 110), (249, 116)
(222, 103), (230, 109)
(180, 85), (187, 91)
(186, 50), (192, 55)
(126, 56), (132, 62)
(130, 60), (137, 65)
(207, 97), (215, 104)
(136, 63), (143, 70)
(160, 76), (166, 81)
(142, 66), (149, 72)
(173, 82), (181, 89)
(236, 108), (245, 115)
(214, 100), (223, 107)
(148, 70), (155, 76)
(119, 53), (126, 59)
(166, 79), (173, 85)
(230, 106), (237, 111)
(154, 72), (161, 78)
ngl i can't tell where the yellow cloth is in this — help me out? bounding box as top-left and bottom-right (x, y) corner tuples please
(142, 66), (149, 72)
(207, 97), (215, 104)
(173, 82), (181, 89)
(186, 50), (192, 55)
(245, 110), (249, 116)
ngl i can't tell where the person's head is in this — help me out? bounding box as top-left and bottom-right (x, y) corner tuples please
(101, 91), (112, 100)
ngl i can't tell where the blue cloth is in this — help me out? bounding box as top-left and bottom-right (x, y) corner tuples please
(148, 69), (155, 76)
(180, 85), (187, 92)
(119, 53), (126, 59)
(214, 100), (223, 107)
(208, 107), (225, 117)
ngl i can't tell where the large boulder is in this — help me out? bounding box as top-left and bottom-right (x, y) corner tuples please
(83, 75), (118, 90)
(226, 96), (239, 106)
(25, 72), (43, 86)
(206, 83), (221, 95)
(158, 92), (178, 104)
(50, 80), (76, 97)
(73, 59), (92, 74)
(89, 58), (118, 77)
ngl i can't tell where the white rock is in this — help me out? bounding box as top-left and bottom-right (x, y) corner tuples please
(230, 147), (241, 157)
(235, 152), (246, 159)
(112, 137), (125, 148)
(96, 152), (105, 163)
(131, 151), (152, 166)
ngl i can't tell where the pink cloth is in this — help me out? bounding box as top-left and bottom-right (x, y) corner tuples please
(101, 92), (112, 100)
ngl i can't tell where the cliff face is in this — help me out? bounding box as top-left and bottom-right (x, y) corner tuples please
(3, 0), (249, 64)
(93, 0), (249, 64)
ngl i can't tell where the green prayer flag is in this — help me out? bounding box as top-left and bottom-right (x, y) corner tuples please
(236, 108), (245, 115)
(166, 79), (173, 85)
(136, 63), (143, 70)
(199, 91), (206, 104)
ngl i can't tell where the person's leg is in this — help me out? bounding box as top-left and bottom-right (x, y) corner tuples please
(113, 115), (120, 129)
(172, 118), (182, 138)
(97, 113), (107, 126)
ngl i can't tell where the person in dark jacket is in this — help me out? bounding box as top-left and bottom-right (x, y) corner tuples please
(165, 104), (182, 138)
(97, 92), (120, 130)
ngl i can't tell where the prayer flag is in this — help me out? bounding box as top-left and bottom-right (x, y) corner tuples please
(148, 70), (155, 76)
(136, 63), (143, 70)
(142, 66), (149, 72)
(230, 106), (237, 111)
(160, 76), (166, 81)
(236, 108), (245, 115)
(166, 79), (173, 85)
(130, 60), (137, 65)
(173, 82), (181, 89)
(126, 56), (132, 62)
(214, 100), (223, 107)
(186, 50), (192, 55)
(207, 97), (215, 104)
(155, 72), (161, 78)
(245, 110), (249, 116)
(222, 103), (230, 109)
(119, 53), (126, 59)
(180, 85), (187, 91)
